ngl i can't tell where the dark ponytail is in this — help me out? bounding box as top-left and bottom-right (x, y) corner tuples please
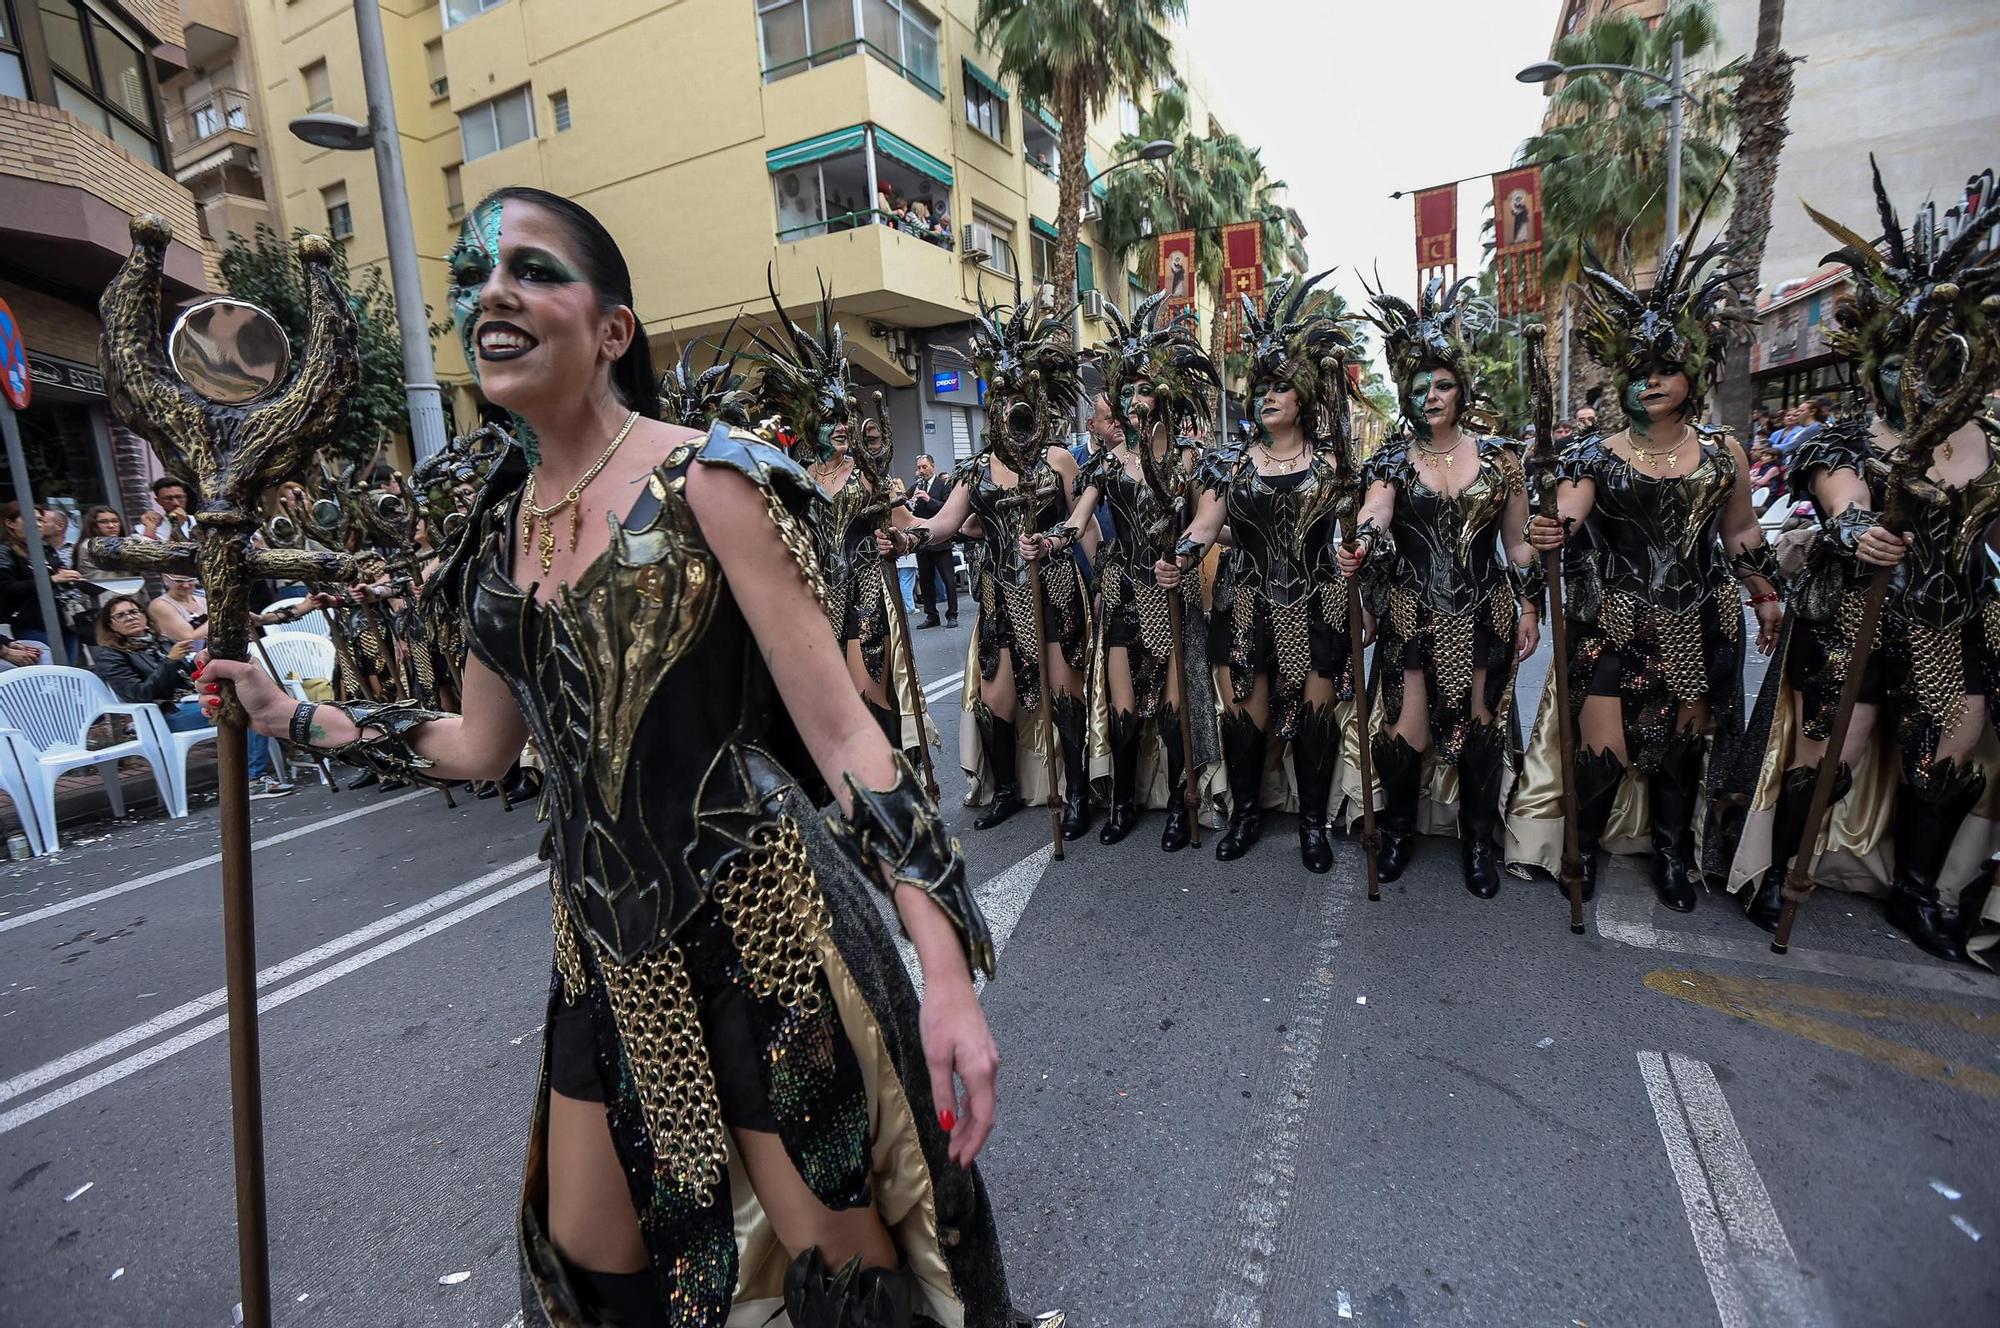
(478, 186), (658, 419)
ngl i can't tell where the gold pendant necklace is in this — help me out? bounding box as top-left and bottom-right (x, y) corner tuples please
(1415, 441), (1458, 471)
(1630, 426), (1691, 471)
(521, 409), (640, 575)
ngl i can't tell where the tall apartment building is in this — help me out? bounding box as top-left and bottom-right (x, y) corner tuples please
(231, 0), (1296, 470)
(1, 0), (207, 523)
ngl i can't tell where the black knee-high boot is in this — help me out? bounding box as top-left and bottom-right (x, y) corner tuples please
(1457, 722), (1506, 899)
(1053, 693), (1092, 840)
(1099, 709), (1142, 844)
(1215, 710), (1267, 861)
(1159, 703), (1192, 852)
(973, 711), (1024, 830)
(1573, 746), (1625, 901)
(1889, 757), (1984, 961)
(1745, 765), (1849, 932)
(1648, 733), (1705, 912)
(784, 1249), (915, 1328)
(1293, 703), (1339, 874)
(1372, 734), (1421, 882)
(566, 1262), (670, 1328)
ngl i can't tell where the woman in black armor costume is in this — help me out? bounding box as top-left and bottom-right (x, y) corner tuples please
(1725, 164), (2000, 962)
(886, 298), (1094, 838)
(204, 189), (1050, 1328)
(1340, 277), (1540, 897)
(1518, 226), (1782, 912)
(1156, 273), (1360, 872)
(1026, 294), (1222, 850)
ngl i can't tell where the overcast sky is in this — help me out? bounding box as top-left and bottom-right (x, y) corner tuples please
(1183, 0), (1555, 364)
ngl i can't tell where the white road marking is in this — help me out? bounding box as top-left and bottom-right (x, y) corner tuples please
(0, 854), (542, 1105)
(896, 844), (1052, 999)
(1638, 1050), (1827, 1327)
(0, 789), (430, 934)
(0, 872), (543, 1137)
(1594, 879), (1999, 997)
(922, 669), (965, 703)
(1206, 876), (1352, 1327)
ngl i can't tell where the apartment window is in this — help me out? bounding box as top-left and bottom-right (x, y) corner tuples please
(757, 0), (939, 97)
(549, 88), (570, 132)
(962, 61), (1005, 145)
(0, 4), (25, 100)
(767, 125), (953, 248)
(1023, 111), (1058, 178)
(425, 39), (447, 99)
(971, 207), (1015, 278)
(1029, 229), (1055, 290)
(1076, 243), (1096, 294)
(458, 85), (533, 161)
(301, 58), (330, 112)
(323, 181), (353, 240)
(37, 1), (165, 166)
(443, 0), (507, 28)
(443, 162), (464, 222)
(1118, 96), (1140, 137)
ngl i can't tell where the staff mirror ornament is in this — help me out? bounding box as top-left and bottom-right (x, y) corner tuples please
(168, 297), (292, 405)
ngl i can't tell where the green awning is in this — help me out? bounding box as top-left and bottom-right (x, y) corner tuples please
(1085, 150), (1107, 199)
(873, 126), (954, 187)
(765, 126), (866, 173)
(962, 60), (1008, 103)
(1076, 243), (1096, 293)
(1024, 98), (1059, 132)
(1030, 216), (1060, 242)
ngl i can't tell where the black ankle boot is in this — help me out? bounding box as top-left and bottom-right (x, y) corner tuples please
(1457, 723), (1506, 899)
(502, 765), (542, 804)
(566, 1262), (669, 1327)
(973, 712), (1024, 830)
(1215, 711), (1267, 861)
(1293, 703), (1339, 874)
(1159, 703), (1192, 852)
(1746, 765), (1845, 932)
(784, 1248), (915, 1328)
(1053, 694), (1092, 840)
(1647, 734), (1706, 912)
(865, 697), (900, 748)
(1889, 759), (1984, 961)
(1099, 709), (1142, 844)
(1573, 746), (1626, 902)
(1372, 734), (1421, 882)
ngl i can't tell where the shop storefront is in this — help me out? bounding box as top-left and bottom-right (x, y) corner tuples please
(7, 348), (134, 532)
(1750, 264), (1857, 419)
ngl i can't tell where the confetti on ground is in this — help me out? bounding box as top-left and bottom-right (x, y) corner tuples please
(63, 1182), (92, 1202)
(296, 1294), (309, 1303)
(1537, 1037), (1555, 1049)
(1355, 996), (1367, 1005)
(108, 1268), (123, 1282)
(1930, 1179), (1963, 1200)
(1951, 1215), (1982, 1242)
(438, 1270), (472, 1286)
(1336, 1288), (1353, 1318)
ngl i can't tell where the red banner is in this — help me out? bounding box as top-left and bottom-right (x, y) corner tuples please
(1220, 220), (1265, 355)
(1491, 165), (1545, 315)
(1157, 230), (1197, 332)
(1415, 185), (1457, 279)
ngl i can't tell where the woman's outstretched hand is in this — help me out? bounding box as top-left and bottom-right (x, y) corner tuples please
(196, 655), (297, 738)
(918, 977), (998, 1168)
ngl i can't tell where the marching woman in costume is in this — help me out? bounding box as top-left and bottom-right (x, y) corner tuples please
(1340, 277), (1541, 897)
(204, 188), (1050, 1328)
(885, 298), (1094, 839)
(1517, 224), (1783, 912)
(1026, 295), (1222, 850)
(1725, 164), (2000, 962)
(1156, 274), (1360, 872)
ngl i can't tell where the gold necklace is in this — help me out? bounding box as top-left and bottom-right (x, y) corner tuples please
(1258, 441), (1306, 470)
(521, 409), (640, 574)
(1415, 438), (1462, 471)
(1629, 425), (1692, 471)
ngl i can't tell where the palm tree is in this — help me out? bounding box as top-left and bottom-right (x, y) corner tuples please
(1714, 0), (1796, 437)
(1520, 1), (1737, 288)
(976, 0), (1181, 310)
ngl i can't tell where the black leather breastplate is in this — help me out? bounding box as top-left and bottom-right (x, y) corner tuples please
(1901, 436), (2000, 632)
(1224, 452), (1344, 605)
(1576, 436), (1734, 614)
(1383, 441), (1517, 614)
(965, 458), (1065, 587)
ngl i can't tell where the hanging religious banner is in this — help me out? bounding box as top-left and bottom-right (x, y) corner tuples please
(1415, 184), (1457, 282)
(1491, 164), (1545, 315)
(1157, 229), (1197, 330)
(1220, 220), (1265, 355)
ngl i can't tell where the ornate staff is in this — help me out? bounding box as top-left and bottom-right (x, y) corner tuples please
(87, 216), (364, 1328)
(1327, 356), (1383, 902)
(852, 391), (942, 802)
(1526, 331), (1589, 935)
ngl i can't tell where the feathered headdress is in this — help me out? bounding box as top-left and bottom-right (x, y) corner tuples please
(965, 289), (1081, 470)
(1577, 192), (1747, 424)
(749, 268), (853, 458)
(1365, 271), (1491, 434)
(1240, 270), (1357, 444)
(1089, 291), (1219, 437)
(659, 318), (754, 429)
(1806, 155), (2000, 451)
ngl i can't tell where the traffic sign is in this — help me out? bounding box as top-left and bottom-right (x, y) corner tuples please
(0, 297), (28, 410)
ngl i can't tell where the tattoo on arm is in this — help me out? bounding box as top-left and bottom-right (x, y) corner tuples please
(308, 724), (327, 745)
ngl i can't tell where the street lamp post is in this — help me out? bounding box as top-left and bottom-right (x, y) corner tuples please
(289, 0), (450, 464)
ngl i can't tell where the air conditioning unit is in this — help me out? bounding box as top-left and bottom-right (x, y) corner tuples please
(1079, 290), (1108, 321)
(1035, 281), (1057, 310)
(960, 222), (993, 263)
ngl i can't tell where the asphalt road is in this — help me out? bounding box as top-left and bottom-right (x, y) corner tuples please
(2, 613), (1995, 1328)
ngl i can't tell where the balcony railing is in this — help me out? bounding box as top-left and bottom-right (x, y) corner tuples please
(777, 207), (954, 248)
(762, 39), (943, 100)
(165, 88), (253, 152)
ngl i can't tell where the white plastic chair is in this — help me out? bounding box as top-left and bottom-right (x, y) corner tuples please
(0, 724), (48, 856)
(256, 631), (338, 786)
(0, 666), (174, 852)
(263, 596), (332, 641)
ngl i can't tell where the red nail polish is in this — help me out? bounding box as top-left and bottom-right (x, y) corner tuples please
(938, 1109), (955, 1132)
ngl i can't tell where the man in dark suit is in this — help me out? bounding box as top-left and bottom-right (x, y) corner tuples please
(905, 452), (957, 626)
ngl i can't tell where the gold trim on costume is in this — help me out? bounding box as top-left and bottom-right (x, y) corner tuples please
(711, 817), (832, 1015)
(595, 939), (729, 1205)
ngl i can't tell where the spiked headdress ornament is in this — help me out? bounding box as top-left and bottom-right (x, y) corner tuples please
(962, 289), (1081, 471)
(1365, 271), (1490, 430)
(748, 267), (854, 458)
(1088, 291), (1219, 437)
(1806, 155), (2000, 451)
(660, 316), (754, 430)
(1240, 270), (1356, 444)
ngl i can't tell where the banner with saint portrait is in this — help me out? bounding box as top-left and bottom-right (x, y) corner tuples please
(1491, 165), (1545, 316)
(1157, 230), (1197, 331)
(1220, 220), (1265, 355)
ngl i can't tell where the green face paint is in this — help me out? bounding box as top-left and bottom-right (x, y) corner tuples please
(813, 421), (838, 463)
(1621, 378), (1652, 437)
(446, 198), (504, 393)
(1408, 370), (1436, 441)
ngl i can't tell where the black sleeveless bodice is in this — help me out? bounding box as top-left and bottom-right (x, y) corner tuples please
(956, 453), (1067, 587)
(1204, 445), (1346, 605)
(1366, 436), (1522, 614)
(1076, 440), (1200, 574)
(808, 465), (885, 591)
(1558, 428), (1735, 615)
